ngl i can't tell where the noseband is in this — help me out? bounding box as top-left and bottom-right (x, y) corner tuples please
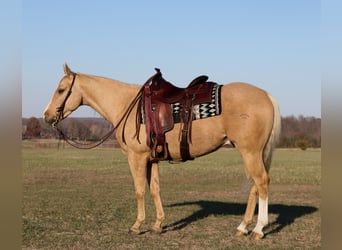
(54, 73), (77, 127)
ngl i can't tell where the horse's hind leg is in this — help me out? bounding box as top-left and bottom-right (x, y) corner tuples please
(236, 183), (258, 236)
(147, 162), (165, 233)
(237, 150), (270, 239)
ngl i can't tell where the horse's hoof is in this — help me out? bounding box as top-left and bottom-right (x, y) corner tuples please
(128, 228), (141, 235)
(235, 230), (247, 237)
(250, 231), (263, 240)
(150, 226), (163, 234)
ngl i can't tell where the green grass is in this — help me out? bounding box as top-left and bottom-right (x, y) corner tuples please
(23, 141), (321, 249)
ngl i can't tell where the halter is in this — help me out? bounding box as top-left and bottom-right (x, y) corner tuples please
(54, 73), (77, 127)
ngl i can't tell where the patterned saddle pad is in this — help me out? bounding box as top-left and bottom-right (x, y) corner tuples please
(171, 84), (222, 123)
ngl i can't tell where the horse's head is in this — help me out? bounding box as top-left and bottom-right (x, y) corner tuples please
(43, 64), (83, 127)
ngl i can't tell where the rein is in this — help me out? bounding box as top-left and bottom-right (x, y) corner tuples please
(55, 125), (116, 149)
(53, 74), (145, 149)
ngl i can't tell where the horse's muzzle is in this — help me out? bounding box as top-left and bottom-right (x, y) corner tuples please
(43, 111), (57, 126)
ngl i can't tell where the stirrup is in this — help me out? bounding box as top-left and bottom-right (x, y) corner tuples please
(151, 142), (168, 161)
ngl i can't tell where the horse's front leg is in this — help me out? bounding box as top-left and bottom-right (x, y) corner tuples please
(147, 162), (165, 233)
(128, 153), (148, 234)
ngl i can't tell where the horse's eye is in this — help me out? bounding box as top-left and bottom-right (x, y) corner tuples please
(58, 89), (65, 94)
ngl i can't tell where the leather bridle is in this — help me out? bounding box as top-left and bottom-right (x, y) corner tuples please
(52, 73), (144, 149)
(54, 73), (77, 127)
(52, 72), (115, 149)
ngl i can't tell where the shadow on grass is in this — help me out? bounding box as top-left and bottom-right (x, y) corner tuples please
(164, 201), (318, 236)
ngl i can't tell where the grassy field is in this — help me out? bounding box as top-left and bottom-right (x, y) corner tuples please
(22, 140), (321, 249)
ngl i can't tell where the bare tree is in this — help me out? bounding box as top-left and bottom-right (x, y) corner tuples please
(25, 117), (41, 138)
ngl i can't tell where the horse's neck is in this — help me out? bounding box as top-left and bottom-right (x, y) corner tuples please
(78, 74), (140, 124)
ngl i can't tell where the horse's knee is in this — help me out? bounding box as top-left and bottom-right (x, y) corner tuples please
(135, 190), (145, 200)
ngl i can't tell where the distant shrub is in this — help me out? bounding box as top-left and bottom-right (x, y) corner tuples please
(296, 139), (310, 151)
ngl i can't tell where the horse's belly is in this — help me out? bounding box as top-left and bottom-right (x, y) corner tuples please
(165, 116), (226, 160)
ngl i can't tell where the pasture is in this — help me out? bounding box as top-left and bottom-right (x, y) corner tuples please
(22, 140), (321, 249)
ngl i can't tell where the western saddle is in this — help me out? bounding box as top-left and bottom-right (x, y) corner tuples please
(142, 68), (217, 162)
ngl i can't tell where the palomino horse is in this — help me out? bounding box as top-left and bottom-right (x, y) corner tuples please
(44, 64), (281, 239)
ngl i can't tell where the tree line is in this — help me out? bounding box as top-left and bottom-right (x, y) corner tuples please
(22, 115), (321, 149)
(279, 115), (320, 149)
(22, 117), (114, 141)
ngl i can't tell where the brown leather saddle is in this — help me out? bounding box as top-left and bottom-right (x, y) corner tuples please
(142, 68), (217, 161)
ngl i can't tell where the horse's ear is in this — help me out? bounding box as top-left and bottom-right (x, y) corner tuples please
(63, 63), (73, 75)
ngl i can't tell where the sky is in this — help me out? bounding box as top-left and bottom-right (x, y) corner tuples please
(22, 0), (321, 118)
